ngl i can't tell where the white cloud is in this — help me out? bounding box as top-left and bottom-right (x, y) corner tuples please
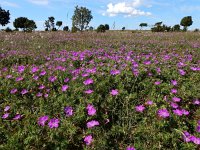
(27, 0), (49, 5)
(0, 1), (19, 7)
(103, 0), (151, 17)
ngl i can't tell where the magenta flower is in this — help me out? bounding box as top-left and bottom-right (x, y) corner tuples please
(40, 70), (46, 76)
(170, 102), (179, 109)
(39, 85), (45, 90)
(86, 104), (96, 116)
(21, 89), (28, 95)
(36, 92), (43, 97)
(64, 106), (73, 117)
(2, 113), (9, 119)
(64, 78), (70, 83)
(179, 69), (186, 76)
(13, 114), (22, 120)
(62, 85), (69, 92)
(146, 100), (153, 105)
(38, 116), (49, 126)
(84, 135), (93, 145)
(110, 89), (119, 96)
(48, 118), (60, 128)
(126, 146), (136, 150)
(171, 89), (177, 94)
(10, 88), (17, 94)
(196, 126), (200, 133)
(171, 80), (177, 86)
(182, 131), (191, 142)
(87, 120), (100, 128)
(4, 106), (10, 112)
(110, 70), (120, 75)
(83, 78), (93, 85)
(84, 89), (94, 94)
(157, 109), (170, 118)
(16, 77), (24, 82)
(173, 109), (183, 116)
(31, 66), (39, 73)
(193, 99), (200, 105)
(172, 97), (181, 102)
(154, 81), (161, 85)
(135, 105), (145, 112)
(18, 65), (25, 73)
(48, 76), (57, 82)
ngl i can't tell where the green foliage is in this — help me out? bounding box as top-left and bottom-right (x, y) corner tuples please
(105, 24), (110, 30)
(5, 27), (12, 32)
(89, 26), (94, 31)
(13, 17), (37, 32)
(180, 16), (193, 31)
(0, 6), (10, 26)
(56, 21), (62, 30)
(44, 16), (55, 31)
(122, 27), (125, 31)
(71, 26), (79, 33)
(139, 23), (148, 29)
(97, 24), (106, 33)
(63, 26), (69, 31)
(172, 24), (181, 32)
(151, 23), (171, 32)
(72, 5), (93, 31)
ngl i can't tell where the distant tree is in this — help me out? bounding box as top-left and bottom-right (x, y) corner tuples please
(172, 24), (180, 32)
(89, 26), (94, 31)
(44, 16), (55, 31)
(139, 23), (147, 30)
(154, 22), (162, 27)
(180, 16), (193, 31)
(13, 17), (28, 31)
(24, 19), (37, 31)
(97, 24), (106, 33)
(105, 24), (109, 30)
(71, 26), (79, 33)
(56, 21), (62, 30)
(63, 26), (69, 31)
(72, 6), (93, 31)
(0, 7), (10, 27)
(122, 27), (125, 31)
(5, 27), (12, 32)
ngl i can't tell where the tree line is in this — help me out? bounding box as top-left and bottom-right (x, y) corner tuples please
(0, 6), (197, 33)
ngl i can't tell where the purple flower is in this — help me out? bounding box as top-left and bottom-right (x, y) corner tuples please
(83, 78), (93, 85)
(48, 76), (57, 82)
(146, 100), (153, 105)
(86, 104), (96, 116)
(154, 81), (161, 85)
(110, 89), (119, 96)
(16, 77), (24, 82)
(13, 114), (22, 120)
(171, 80), (177, 86)
(10, 88), (17, 94)
(62, 85), (69, 92)
(126, 146), (136, 150)
(157, 109), (170, 118)
(182, 109), (189, 115)
(190, 136), (200, 145)
(21, 89), (28, 95)
(170, 102), (179, 109)
(196, 126), (200, 133)
(64, 106), (73, 117)
(48, 118), (60, 128)
(182, 131), (191, 142)
(84, 135), (93, 145)
(173, 109), (183, 116)
(4, 106), (10, 112)
(64, 78), (70, 83)
(87, 120), (100, 128)
(18, 65), (25, 73)
(38, 85), (45, 90)
(135, 105), (145, 112)
(84, 89), (94, 94)
(172, 97), (181, 102)
(36, 92), (43, 97)
(31, 66), (39, 73)
(38, 116), (49, 126)
(193, 99), (200, 105)
(2, 113), (9, 119)
(179, 69), (186, 76)
(110, 70), (120, 75)
(171, 89), (177, 94)
(40, 70), (46, 76)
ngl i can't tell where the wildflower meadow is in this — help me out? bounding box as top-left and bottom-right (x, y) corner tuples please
(0, 31), (200, 150)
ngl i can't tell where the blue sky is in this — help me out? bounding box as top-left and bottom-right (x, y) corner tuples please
(1, 0), (200, 30)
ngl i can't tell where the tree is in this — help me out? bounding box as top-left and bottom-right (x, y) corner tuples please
(154, 22), (162, 27)
(56, 21), (62, 30)
(96, 24), (106, 33)
(72, 6), (93, 31)
(44, 16), (55, 31)
(0, 6), (10, 26)
(139, 23), (147, 30)
(105, 24), (109, 30)
(63, 26), (69, 31)
(172, 24), (180, 32)
(13, 17), (37, 31)
(89, 26), (93, 31)
(180, 16), (193, 31)
(122, 27), (125, 31)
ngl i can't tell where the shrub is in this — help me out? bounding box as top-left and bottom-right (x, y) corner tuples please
(97, 24), (106, 33)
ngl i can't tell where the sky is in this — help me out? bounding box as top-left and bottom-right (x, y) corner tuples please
(0, 0), (200, 30)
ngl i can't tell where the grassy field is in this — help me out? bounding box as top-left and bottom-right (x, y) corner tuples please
(0, 31), (200, 150)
